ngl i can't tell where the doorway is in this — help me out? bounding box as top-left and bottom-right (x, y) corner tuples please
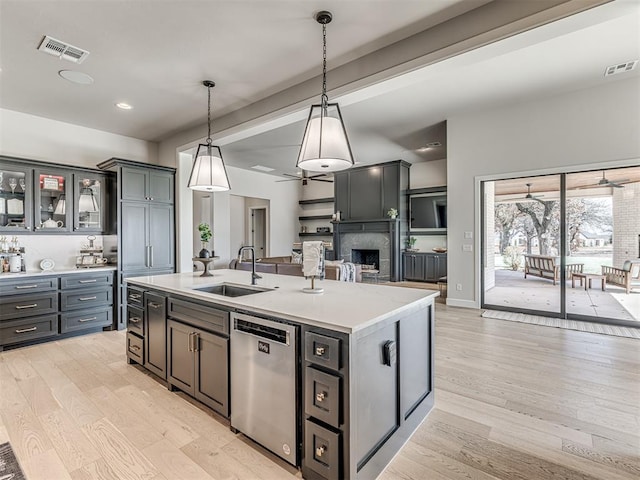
(482, 165), (640, 326)
(250, 206), (267, 259)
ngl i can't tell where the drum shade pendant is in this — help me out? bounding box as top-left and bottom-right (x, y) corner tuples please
(78, 180), (98, 212)
(188, 80), (230, 192)
(297, 11), (354, 173)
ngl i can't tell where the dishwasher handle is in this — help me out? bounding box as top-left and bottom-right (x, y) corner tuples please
(234, 318), (290, 345)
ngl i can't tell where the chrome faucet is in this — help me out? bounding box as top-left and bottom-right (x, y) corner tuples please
(237, 246), (262, 285)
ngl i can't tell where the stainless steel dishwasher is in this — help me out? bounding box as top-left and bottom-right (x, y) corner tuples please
(230, 312), (299, 466)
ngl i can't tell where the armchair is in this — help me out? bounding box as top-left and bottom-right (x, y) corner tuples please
(601, 260), (640, 294)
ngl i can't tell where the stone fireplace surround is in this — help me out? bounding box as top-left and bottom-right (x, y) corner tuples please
(340, 233), (390, 278)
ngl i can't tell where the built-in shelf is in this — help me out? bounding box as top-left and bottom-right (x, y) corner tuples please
(298, 197), (333, 205)
(299, 232), (332, 237)
(298, 214), (333, 221)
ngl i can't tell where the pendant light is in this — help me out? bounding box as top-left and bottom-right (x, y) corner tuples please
(188, 80), (231, 191)
(53, 195), (66, 215)
(297, 11), (354, 173)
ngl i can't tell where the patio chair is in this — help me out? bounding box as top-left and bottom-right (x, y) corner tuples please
(601, 260), (640, 294)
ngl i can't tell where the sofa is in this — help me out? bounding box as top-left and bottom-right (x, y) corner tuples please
(229, 256), (362, 282)
(601, 260), (640, 294)
(523, 254), (583, 285)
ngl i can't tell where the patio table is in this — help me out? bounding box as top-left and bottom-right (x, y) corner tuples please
(571, 272), (606, 291)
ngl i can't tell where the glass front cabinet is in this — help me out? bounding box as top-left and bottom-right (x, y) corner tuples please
(73, 172), (106, 232)
(34, 168), (73, 232)
(0, 157), (110, 234)
(0, 163), (33, 232)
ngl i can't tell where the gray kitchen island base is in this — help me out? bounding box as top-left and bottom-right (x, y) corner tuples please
(125, 270), (436, 480)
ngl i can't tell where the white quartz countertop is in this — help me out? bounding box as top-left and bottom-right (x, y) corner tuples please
(0, 266), (117, 279)
(126, 270), (438, 334)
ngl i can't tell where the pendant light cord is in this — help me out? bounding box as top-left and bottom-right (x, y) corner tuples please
(321, 21), (328, 110)
(207, 84), (212, 145)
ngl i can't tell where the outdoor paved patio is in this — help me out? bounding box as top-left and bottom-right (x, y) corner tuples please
(485, 269), (640, 322)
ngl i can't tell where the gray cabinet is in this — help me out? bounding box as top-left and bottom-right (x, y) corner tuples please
(167, 316), (229, 417)
(403, 252), (447, 282)
(166, 297), (229, 417)
(98, 158), (176, 330)
(334, 161), (409, 221)
(122, 166), (174, 204)
(144, 292), (166, 379)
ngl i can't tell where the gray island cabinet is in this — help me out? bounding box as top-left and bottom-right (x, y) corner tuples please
(126, 269), (435, 480)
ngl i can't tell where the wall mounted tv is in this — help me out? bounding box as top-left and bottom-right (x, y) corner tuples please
(410, 193), (447, 231)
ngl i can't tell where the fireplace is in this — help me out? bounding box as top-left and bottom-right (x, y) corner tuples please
(351, 249), (380, 269)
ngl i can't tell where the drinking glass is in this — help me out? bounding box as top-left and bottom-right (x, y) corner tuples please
(8, 178), (17, 194)
(19, 178), (25, 192)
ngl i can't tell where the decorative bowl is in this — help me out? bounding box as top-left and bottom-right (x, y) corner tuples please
(432, 247), (447, 253)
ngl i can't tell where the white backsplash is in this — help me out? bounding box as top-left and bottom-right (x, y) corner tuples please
(411, 235), (448, 253)
(11, 234), (113, 272)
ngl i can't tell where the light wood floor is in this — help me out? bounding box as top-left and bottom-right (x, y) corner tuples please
(1, 304), (638, 480)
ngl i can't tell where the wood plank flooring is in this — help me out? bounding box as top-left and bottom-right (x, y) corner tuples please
(1, 304), (638, 480)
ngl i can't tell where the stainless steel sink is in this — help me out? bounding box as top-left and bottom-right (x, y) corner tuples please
(193, 283), (272, 297)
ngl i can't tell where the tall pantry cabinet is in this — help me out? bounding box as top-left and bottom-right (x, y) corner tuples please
(98, 158), (176, 329)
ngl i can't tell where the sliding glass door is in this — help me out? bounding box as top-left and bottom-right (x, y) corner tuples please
(482, 166), (640, 326)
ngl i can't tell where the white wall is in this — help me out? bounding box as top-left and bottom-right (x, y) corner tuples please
(447, 76), (640, 308)
(229, 195), (246, 258)
(0, 109), (158, 167)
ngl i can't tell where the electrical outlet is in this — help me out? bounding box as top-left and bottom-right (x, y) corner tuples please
(456, 283), (463, 291)
(464, 231), (473, 239)
(462, 244), (473, 252)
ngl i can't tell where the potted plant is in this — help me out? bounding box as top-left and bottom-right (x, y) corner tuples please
(198, 223), (213, 258)
(406, 236), (417, 251)
(387, 207), (398, 219)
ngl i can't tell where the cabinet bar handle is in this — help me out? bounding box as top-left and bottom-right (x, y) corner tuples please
(149, 246), (154, 268)
(129, 293), (141, 300)
(79, 279), (97, 284)
(316, 391), (327, 402)
(15, 304), (38, 310)
(15, 327), (37, 334)
(129, 317), (141, 323)
(194, 333), (199, 352)
(78, 296), (97, 301)
(130, 344), (141, 351)
(315, 346), (326, 356)
(15, 285), (38, 289)
(188, 332), (194, 352)
(148, 302), (162, 309)
(315, 445), (327, 458)
(78, 317), (97, 323)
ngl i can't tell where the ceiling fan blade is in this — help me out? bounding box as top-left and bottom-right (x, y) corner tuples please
(610, 182), (625, 188)
(310, 178), (334, 183)
(281, 173), (301, 179)
(275, 178), (300, 182)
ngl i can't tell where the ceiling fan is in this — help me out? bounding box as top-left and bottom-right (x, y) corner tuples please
(277, 170), (333, 185)
(596, 171), (628, 188)
(518, 183), (544, 200)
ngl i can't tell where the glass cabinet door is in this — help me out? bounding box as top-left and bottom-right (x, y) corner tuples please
(34, 169), (72, 232)
(0, 163), (33, 232)
(74, 173), (105, 232)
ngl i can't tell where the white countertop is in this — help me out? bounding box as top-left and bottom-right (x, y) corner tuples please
(0, 265), (117, 279)
(126, 270), (438, 334)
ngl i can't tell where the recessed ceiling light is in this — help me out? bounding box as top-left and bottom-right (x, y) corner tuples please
(115, 102), (133, 110)
(251, 165), (275, 172)
(58, 70), (93, 85)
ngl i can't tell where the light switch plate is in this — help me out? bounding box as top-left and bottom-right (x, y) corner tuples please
(464, 231), (473, 239)
(462, 244), (473, 252)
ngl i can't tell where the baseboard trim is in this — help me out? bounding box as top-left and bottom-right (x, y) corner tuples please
(445, 298), (478, 309)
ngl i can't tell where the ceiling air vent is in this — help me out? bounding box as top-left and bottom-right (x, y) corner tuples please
(604, 60), (637, 77)
(37, 35), (90, 64)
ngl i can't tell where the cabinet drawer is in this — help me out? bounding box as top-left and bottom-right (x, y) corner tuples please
(0, 315), (58, 346)
(0, 292), (58, 321)
(60, 288), (113, 311)
(127, 305), (144, 336)
(304, 419), (341, 480)
(168, 298), (229, 336)
(126, 285), (145, 307)
(127, 331), (144, 363)
(305, 332), (341, 371)
(306, 367), (341, 429)
(61, 272), (113, 290)
(0, 277), (57, 296)
(61, 308), (112, 334)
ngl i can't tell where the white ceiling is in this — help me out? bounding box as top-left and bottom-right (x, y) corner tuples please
(1, 1), (639, 179)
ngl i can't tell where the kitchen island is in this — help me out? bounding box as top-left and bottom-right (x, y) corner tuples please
(126, 269), (436, 480)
